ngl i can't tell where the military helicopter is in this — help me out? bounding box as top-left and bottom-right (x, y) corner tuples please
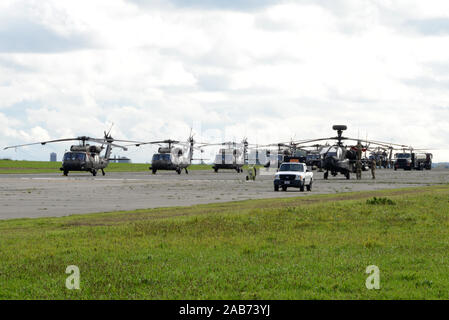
(247, 145), (278, 167)
(128, 134), (196, 174)
(4, 129), (131, 176)
(291, 125), (409, 180)
(203, 139), (248, 173)
(249, 140), (300, 168)
(369, 147), (393, 169)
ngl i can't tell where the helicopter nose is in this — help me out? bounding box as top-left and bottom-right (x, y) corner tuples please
(324, 156), (337, 167)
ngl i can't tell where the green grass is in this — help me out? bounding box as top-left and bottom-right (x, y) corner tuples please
(1, 185), (449, 299)
(0, 160), (213, 174)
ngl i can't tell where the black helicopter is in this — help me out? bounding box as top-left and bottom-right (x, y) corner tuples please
(249, 140), (303, 169)
(4, 129), (132, 176)
(201, 139), (248, 173)
(128, 134), (197, 174)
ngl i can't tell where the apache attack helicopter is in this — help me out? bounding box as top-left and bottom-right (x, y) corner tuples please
(203, 139), (248, 173)
(4, 129), (131, 176)
(128, 134), (197, 174)
(291, 125), (410, 180)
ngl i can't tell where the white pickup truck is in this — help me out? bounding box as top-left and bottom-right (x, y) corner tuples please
(274, 162), (313, 192)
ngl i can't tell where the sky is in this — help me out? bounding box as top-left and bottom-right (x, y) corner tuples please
(1, 0), (449, 163)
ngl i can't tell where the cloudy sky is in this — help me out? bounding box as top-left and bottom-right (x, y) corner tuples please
(1, 0), (449, 162)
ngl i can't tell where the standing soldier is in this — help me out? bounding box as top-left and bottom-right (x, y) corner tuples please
(356, 160), (362, 180)
(371, 159), (376, 180)
(356, 140), (363, 180)
(246, 165), (257, 181)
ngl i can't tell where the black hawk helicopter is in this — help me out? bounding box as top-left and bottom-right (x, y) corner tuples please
(4, 129), (132, 176)
(200, 139), (248, 173)
(128, 133), (197, 174)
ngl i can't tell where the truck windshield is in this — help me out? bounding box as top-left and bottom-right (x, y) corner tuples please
(396, 153), (411, 159)
(279, 163), (304, 172)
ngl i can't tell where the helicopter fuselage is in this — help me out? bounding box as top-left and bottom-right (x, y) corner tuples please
(212, 148), (244, 173)
(60, 145), (109, 176)
(321, 146), (356, 179)
(150, 143), (192, 174)
(151, 153), (189, 170)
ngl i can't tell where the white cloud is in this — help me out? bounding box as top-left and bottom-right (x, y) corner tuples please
(0, 0), (448, 162)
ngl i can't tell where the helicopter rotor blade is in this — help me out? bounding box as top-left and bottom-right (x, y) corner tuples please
(124, 140), (177, 147)
(3, 137), (96, 150)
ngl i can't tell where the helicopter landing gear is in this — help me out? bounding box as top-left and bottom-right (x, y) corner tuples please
(324, 171), (329, 180)
(101, 169), (105, 176)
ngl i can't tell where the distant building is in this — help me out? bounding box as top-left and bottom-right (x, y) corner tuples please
(110, 155), (131, 163)
(50, 152), (57, 162)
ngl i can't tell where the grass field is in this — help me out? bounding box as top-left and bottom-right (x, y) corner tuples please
(0, 160), (213, 174)
(0, 185), (448, 299)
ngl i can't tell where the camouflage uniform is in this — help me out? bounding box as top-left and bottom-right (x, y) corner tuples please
(247, 165), (257, 181)
(356, 160), (362, 180)
(356, 141), (363, 180)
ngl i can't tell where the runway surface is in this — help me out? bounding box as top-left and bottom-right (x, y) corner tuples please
(0, 169), (448, 219)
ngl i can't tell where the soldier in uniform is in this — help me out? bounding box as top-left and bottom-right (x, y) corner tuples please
(246, 165), (257, 181)
(355, 141), (363, 180)
(371, 159), (376, 180)
(356, 159), (362, 180)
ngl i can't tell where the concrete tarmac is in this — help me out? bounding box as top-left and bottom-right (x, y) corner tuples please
(0, 169), (448, 220)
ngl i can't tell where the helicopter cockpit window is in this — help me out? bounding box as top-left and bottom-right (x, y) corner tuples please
(152, 154), (171, 161)
(307, 154), (320, 160)
(63, 152), (86, 161)
(279, 163), (304, 172)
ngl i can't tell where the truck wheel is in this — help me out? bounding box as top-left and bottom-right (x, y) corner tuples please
(274, 185), (279, 192)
